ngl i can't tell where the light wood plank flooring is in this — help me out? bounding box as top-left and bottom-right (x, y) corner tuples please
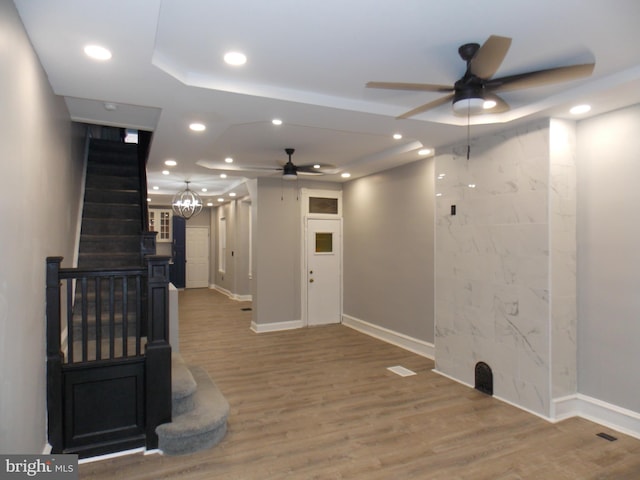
(80, 288), (640, 479)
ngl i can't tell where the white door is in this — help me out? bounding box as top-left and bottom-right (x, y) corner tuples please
(186, 227), (209, 288)
(306, 218), (341, 325)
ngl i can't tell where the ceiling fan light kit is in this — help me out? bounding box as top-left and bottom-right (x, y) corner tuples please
(366, 35), (595, 119)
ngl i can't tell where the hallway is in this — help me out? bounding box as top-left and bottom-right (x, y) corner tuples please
(79, 289), (640, 479)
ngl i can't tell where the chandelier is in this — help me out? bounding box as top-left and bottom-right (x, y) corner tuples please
(172, 181), (203, 219)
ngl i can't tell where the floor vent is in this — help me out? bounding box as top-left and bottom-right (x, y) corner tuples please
(475, 361), (493, 395)
(241, 307), (252, 311)
(387, 366), (416, 377)
(596, 432), (618, 442)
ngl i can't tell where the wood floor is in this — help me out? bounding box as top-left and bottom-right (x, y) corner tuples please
(80, 288), (640, 479)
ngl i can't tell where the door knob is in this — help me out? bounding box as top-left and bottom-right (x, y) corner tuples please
(310, 270), (313, 274)
(309, 278), (314, 283)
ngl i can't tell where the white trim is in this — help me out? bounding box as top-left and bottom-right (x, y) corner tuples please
(42, 443), (52, 455)
(210, 284), (252, 302)
(551, 394), (640, 440)
(78, 446), (155, 464)
(432, 368), (640, 440)
(251, 320), (304, 333)
(342, 314), (435, 359)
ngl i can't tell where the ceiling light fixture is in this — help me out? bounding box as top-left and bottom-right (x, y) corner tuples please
(220, 174), (227, 179)
(483, 99), (497, 110)
(224, 51), (247, 66)
(570, 104), (591, 115)
(229, 192), (237, 197)
(341, 173), (351, 178)
(419, 148), (432, 156)
(225, 157), (233, 163)
(84, 44), (112, 60)
(172, 181), (203, 219)
(272, 119), (283, 125)
(162, 170), (170, 175)
(393, 133), (402, 140)
(164, 159), (177, 166)
(189, 123), (206, 132)
(217, 198), (224, 202)
(152, 186), (159, 190)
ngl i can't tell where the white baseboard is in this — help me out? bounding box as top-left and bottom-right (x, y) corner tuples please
(251, 320), (304, 333)
(210, 284), (252, 302)
(342, 314), (434, 359)
(78, 446), (151, 464)
(552, 394), (640, 440)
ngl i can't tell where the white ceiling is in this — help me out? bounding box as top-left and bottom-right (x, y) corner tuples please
(14, 0), (640, 205)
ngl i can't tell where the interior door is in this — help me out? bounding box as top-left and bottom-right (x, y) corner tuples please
(186, 227), (209, 288)
(171, 216), (186, 288)
(306, 218), (342, 326)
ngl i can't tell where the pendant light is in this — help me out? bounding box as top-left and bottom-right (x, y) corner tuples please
(172, 181), (203, 219)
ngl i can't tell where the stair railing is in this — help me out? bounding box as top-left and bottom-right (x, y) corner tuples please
(46, 255), (171, 454)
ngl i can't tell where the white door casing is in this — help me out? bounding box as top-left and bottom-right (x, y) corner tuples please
(305, 218), (342, 326)
(186, 226), (209, 288)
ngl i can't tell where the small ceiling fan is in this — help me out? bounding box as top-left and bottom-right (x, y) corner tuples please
(197, 148), (338, 180)
(366, 35), (595, 119)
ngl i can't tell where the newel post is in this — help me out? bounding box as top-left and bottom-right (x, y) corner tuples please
(46, 257), (64, 453)
(144, 255), (172, 449)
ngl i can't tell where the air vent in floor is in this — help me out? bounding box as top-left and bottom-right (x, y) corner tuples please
(387, 365), (416, 377)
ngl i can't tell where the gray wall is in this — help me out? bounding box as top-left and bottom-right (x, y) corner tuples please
(577, 104), (640, 413)
(0, 0), (84, 453)
(343, 158), (435, 342)
(253, 178), (341, 325)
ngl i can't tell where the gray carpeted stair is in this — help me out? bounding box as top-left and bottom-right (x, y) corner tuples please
(156, 353), (229, 456)
(78, 138), (143, 269)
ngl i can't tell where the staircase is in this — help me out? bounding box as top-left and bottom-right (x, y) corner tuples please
(156, 353), (229, 455)
(79, 138), (144, 269)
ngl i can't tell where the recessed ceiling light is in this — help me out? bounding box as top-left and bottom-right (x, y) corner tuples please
(201, 188), (207, 192)
(162, 170), (170, 175)
(189, 123), (206, 132)
(436, 193), (443, 197)
(225, 157), (233, 163)
(218, 198), (225, 202)
(84, 44), (112, 60)
(570, 104), (591, 115)
(272, 119), (283, 125)
(220, 173), (227, 179)
(229, 192), (237, 197)
(483, 99), (497, 110)
(147, 198), (151, 202)
(393, 133), (402, 140)
(468, 184), (476, 188)
(419, 148), (432, 156)
(207, 202), (214, 207)
(164, 159), (177, 166)
(313, 164), (321, 169)
(224, 51), (247, 66)
(341, 173), (351, 178)
(104, 102), (117, 111)
(152, 186), (159, 190)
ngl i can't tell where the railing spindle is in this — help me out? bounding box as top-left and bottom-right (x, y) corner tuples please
(122, 276), (128, 357)
(95, 277), (102, 361)
(66, 279), (74, 364)
(81, 277), (88, 362)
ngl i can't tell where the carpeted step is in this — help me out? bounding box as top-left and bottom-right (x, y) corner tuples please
(156, 366), (229, 456)
(171, 354), (197, 416)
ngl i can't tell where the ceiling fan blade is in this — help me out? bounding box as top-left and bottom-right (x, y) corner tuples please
(297, 164), (339, 175)
(397, 93), (455, 119)
(196, 159), (279, 172)
(487, 63), (595, 92)
(469, 35), (512, 79)
(367, 81), (453, 93)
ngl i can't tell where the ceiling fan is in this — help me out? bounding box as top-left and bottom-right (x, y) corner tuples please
(196, 148), (338, 180)
(366, 35), (595, 119)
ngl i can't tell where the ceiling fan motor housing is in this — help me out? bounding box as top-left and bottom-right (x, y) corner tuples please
(452, 80), (486, 115)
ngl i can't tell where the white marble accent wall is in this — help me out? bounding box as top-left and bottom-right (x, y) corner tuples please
(549, 119), (577, 400)
(435, 120), (554, 416)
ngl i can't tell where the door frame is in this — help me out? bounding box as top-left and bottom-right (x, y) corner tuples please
(300, 188), (343, 327)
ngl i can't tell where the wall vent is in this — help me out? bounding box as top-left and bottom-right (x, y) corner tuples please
(475, 361), (493, 395)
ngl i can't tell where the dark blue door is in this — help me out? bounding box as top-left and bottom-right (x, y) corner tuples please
(171, 216), (186, 288)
